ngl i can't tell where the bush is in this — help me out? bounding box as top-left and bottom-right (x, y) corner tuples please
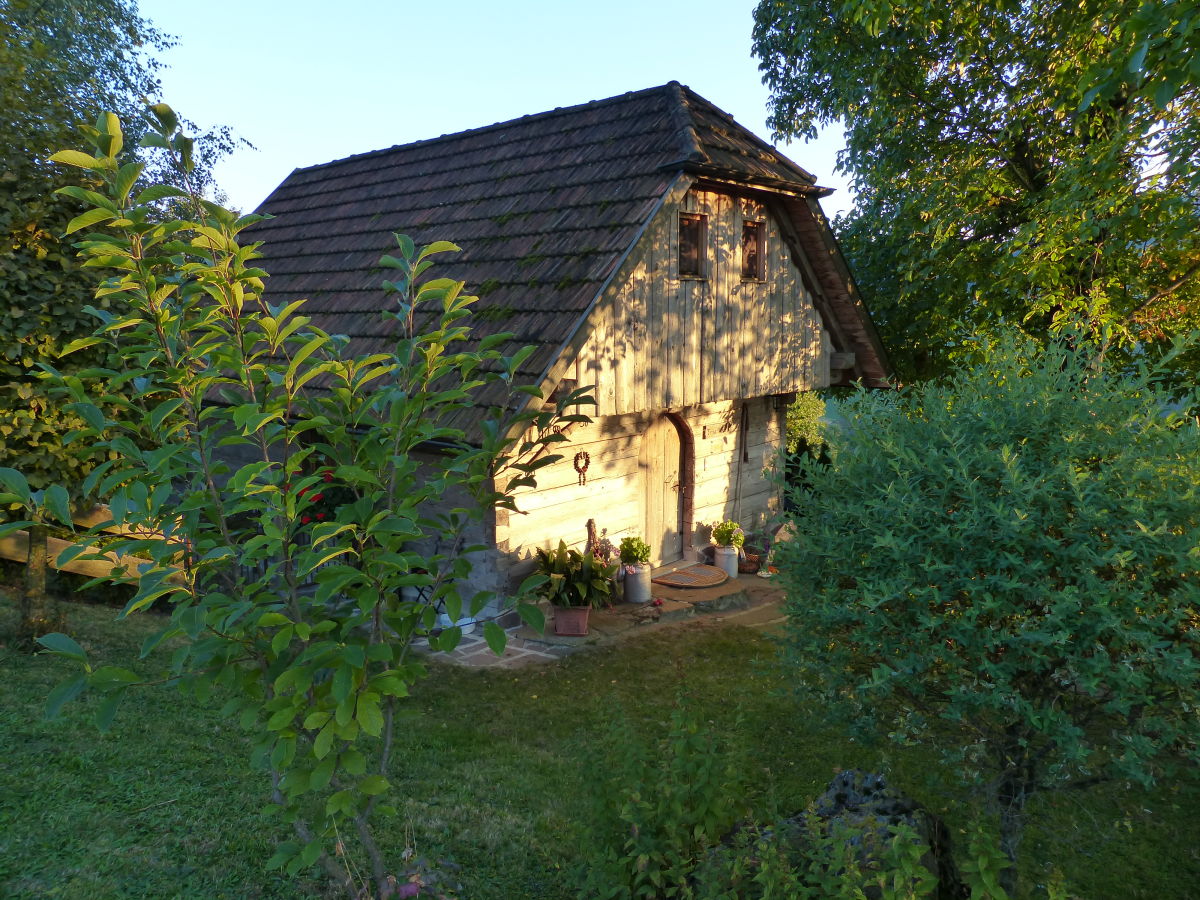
(777, 331), (1200, 895)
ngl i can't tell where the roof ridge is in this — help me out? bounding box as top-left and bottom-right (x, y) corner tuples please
(295, 82), (682, 176)
(666, 81), (708, 166)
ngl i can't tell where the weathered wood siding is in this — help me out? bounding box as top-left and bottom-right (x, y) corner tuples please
(571, 189), (828, 417)
(496, 398), (783, 570)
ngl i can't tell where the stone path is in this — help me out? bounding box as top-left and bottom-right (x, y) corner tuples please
(429, 572), (787, 668)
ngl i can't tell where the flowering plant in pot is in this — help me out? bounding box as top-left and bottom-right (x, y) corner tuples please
(533, 540), (618, 635)
(710, 520), (744, 577)
(618, 535), (653, 604)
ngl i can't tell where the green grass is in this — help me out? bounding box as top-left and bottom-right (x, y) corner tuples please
(2, 594), (1198, 899)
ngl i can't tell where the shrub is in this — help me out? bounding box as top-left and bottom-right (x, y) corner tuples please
(777, 330), (1200, 896)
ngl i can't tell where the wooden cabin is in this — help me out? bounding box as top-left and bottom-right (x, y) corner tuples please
(247, 83), (889, 609)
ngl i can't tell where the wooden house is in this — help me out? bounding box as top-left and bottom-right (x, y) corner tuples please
(246, 83), (889, 607)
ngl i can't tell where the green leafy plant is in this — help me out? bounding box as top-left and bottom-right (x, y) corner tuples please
(784, 392), (825, 456)
(577, 695), (748, 898)
(6, 108), (593, 898)
(618, 535), (651, 566)
(578, 697), (992, 900)
(532, 540), (617, 608)
(777, 330), (1200, 896)
(710, 521), (745, 548)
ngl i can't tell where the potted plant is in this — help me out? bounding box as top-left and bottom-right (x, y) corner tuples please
(618, 535), (653, 604)
(710, 520), (744, 577)
(533, 540), (618, 635)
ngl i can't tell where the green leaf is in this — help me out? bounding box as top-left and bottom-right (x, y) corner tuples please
(96, 691), (124, 732)
(44, 484), (73, 528)
(356, 694), (384, 737)
(271, 625), (294, 656)
(64, 207), (116, 235)
(516, 601), (545, 634)
(61, 336), (105, 356)
(0, 468), (30, 504)
(483, 621), (507, 657)
(331, 665), (353, 703)
(358, 775), (389, 796)
(89, 666), (140, 687)
(36, 632), (87, 662)
(0, 520), (34, 540)
(313, 721), (336, 760)
(310, 754), (336, 790)
(134, 184), (189, 205)
(48, 149), (101, 169)
(265, 841), (299, 870)
(45, 674), (88, 719)
(303, 710), (330, 731)
(148, 102), (179, 134)
(267, 705), (297, 731)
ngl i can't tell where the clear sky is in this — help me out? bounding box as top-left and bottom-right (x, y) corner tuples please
(137, 0), (853, 218)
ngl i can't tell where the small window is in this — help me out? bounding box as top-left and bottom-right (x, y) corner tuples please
(741, 221), (765, 280)
(679, 213), (707, 277)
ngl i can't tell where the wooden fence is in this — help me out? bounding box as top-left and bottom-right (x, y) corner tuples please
(0, 506), (159, 580)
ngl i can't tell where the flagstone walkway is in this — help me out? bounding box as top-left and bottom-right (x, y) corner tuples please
(430, 573), (788, 668)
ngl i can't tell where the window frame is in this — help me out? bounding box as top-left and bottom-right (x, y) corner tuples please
(741, 219), (766, 281)
(678, 212), (708, 279)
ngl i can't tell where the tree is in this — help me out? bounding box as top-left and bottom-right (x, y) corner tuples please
(752, 0), (1200, 382)
(775, 332), (1200, 895)
(0, 109), (590, 897)
(1, 0), (235, 641)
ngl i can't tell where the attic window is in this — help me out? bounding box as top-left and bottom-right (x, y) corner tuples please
(741, 221), (765, 280)
(679, 213), (707, 278)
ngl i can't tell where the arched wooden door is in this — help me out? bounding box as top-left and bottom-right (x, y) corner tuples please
(641, 414), (690, 566)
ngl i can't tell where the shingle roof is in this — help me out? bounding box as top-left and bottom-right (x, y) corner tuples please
(246, 82), (889, 434)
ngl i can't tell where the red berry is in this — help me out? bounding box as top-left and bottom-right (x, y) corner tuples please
(298, 487), (308, 496)
(316, 513), (326, 520)
(301, 515), (311, 524)
(311, 493), (324, 502)
(323, 472), (334, 482)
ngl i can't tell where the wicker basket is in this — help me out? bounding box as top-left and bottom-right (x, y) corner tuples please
(738, 553), (761, 574)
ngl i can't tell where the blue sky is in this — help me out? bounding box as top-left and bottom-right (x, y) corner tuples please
(138, 0), (852, 217)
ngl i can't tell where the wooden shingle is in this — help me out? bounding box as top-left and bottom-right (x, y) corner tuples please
(246, 82), (890, 437)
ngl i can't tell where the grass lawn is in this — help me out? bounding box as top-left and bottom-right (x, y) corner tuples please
(2, 593), (1198, 899)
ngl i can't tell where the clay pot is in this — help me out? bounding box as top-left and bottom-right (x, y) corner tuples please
(553, 605), (590, 636)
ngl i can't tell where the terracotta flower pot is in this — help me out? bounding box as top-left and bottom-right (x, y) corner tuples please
(553, 605), (590, 636)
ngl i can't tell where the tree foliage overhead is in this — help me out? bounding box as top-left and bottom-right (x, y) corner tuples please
(776, 331), (1200, 895)
(753, 0), (1200, 380)
(0, 0), (171, 495)
(1, 1), (241, 497)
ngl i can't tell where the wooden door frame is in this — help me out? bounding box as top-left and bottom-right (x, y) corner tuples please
(640, 411), (696, 561)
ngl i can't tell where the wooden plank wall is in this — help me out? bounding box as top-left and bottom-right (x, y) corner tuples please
(572, 189), (828, 417)
(497, 398), (784, 566)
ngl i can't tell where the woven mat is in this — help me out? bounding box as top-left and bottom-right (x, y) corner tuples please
(651, 564), (729, 589)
